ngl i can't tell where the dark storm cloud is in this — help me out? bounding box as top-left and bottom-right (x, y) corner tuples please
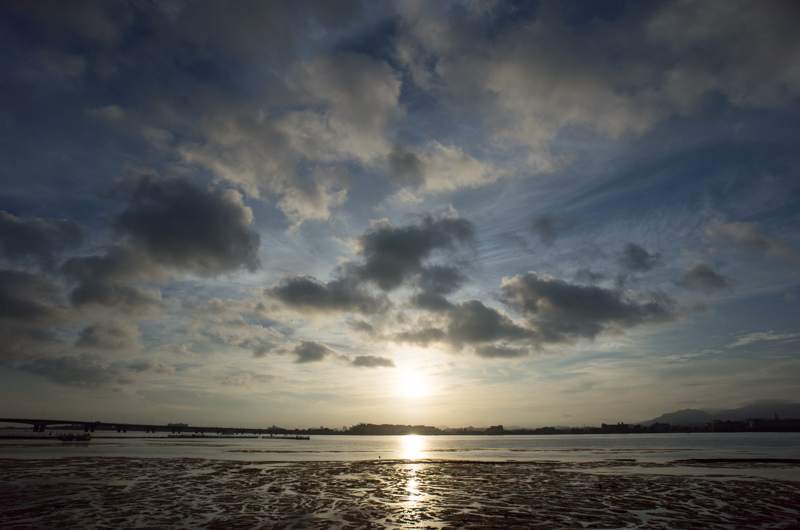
(355, 215), (475, 291)
(501, 272), (676, 343)
(447, 300), (531, 348)
(530, 213), (577, 247)
(114, 176), (261, 275)
(293, 340), (334, 364)
(268, 275), (385, 314)
(618, 243), (661, 272)
(676, 262), (732, 293)
(0, 269), (66, 323)
(0, 211), (82, 267)
(351, 355), (395, 368)
(75, 320), (141, 352)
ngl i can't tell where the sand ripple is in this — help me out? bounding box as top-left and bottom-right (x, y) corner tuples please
(2, 458), (799, 529)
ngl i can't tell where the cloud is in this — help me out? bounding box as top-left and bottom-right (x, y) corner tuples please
(277, 183), (347, 228)
(220, 371), (274, 387)
(501, 272), (676, 343)
(268, 275), (386, 315)
(114, 176), (261, 275)
(19, 355), (134, 388)
(188, 299), (283, 357)
(706, 220), (800, 261)
(618, 243), (661, 272)
(475, 344), (530, 359)
(61, 176), (261, 315)
(127, 358), (174, 375)
(178, 51), (401, 225)
(386, 142), (502, 193)
(0, 269), (68, 324)
(393, 327), (447, 346)
(293, 340), (335, 364)
(396, 1), (800, 171)
(727, 331), (800, 349)
(530, 213), (577, 247)
(417, 265), (467, 295)
(676, 261), (732, 293)
(351, 355), (395, 368)
(0, 270), (69, 363)
(75, 320), (142, 353)
(354, 214), (475, 291)
(281, 52), (403, 164)
(447, 300), (531, 348)
(0, 211), (83, 268)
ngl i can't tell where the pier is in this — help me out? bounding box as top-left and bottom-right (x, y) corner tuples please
(0, 417), (292, 436)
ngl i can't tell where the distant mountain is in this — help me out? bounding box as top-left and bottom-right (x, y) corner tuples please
(640, 402), (800, 426)
(639, 409), (715, 426)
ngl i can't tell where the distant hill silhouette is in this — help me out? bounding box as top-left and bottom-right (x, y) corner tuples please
(640, 401), (800, 426)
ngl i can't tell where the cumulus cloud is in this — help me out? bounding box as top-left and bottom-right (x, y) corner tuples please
(61, 176), (261, 315)
(351, 355), (395, 368)
(387, 142), (502, 193)
(618, 243), (661, 272)
(292, 340), (335, 364)
(501, 272), (676, 343)
(0, 269), (68, 324)
(268, 275), (386, 315)
(281, 52), (402, 164)
(355, 214), (475, 291)
(447, 300), (531, 348)
(676, 261), (732, 293)
(530, 213), (577, 247)
(0, 270), (69, 363)
(706, 220), (800, 261)
(277, 183), (347, 228)
(393, 327), (447, 346)
(114, 176), (261, 275)
(0, 211), (82, 268)
(75, 319), (142, 353)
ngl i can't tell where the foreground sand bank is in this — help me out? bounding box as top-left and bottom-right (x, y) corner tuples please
(2, 457), (799, 529)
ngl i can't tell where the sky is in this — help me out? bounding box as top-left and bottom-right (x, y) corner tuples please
(1, 0), (799, 430)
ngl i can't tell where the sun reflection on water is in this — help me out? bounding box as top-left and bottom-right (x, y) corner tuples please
(402, 434), (425, 460)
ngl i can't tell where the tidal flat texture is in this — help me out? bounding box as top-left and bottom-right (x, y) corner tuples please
(2, 457), (800, 529)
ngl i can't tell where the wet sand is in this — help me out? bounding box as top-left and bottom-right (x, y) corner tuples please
(2, 457), (800, 529)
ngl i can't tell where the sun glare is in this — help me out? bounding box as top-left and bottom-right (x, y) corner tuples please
(397, 370), (430, 398)
(402, 434), (425, 460)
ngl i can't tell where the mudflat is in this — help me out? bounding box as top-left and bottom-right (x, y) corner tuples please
(2, 457), (799, 528)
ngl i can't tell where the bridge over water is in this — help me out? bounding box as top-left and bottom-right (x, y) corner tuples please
(0, 417), (285, 435)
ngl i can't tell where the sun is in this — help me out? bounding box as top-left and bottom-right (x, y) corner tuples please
(397, 370), (430, 398)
